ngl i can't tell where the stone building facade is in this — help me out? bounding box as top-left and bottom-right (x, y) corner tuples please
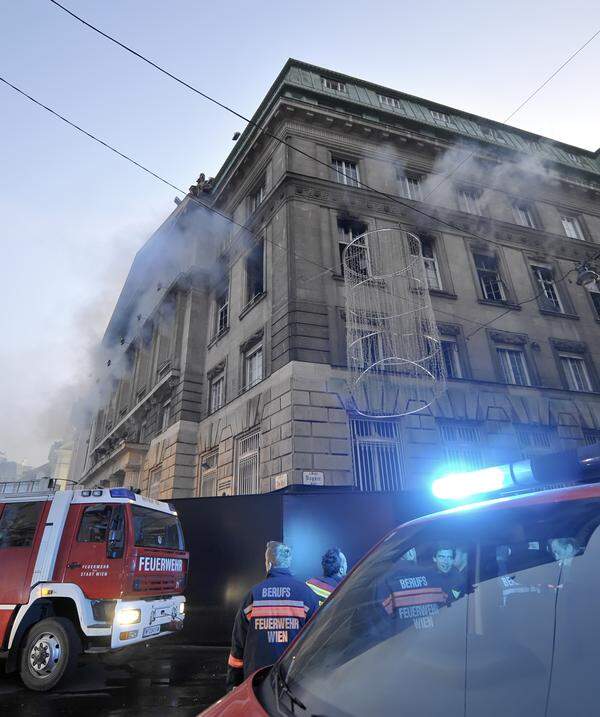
(75, 60), (600, 497)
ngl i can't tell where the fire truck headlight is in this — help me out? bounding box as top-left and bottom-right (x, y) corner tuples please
(117, 608), (141, 625)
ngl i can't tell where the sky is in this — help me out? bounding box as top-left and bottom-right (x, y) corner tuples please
(1, 0), (599, 465)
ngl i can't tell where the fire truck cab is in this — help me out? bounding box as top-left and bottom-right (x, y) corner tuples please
(0, 479), (188, 691)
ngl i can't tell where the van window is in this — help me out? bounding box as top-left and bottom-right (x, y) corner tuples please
(131, 506), (184, 550)
(274, 498), (600, 717)
(0, 502), (43, 548)
(77, 504), (112, 543)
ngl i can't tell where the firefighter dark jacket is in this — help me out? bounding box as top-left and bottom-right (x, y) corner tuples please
(227, 566), (319, 689)
(306, 574), (343, 605)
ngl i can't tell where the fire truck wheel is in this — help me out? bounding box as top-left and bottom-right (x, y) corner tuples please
(19, 617), (81, 691)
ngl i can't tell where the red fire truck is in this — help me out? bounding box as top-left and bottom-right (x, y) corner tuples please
(0, 479), (188, 691)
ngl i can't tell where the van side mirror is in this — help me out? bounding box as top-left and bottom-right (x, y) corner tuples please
(106, 506), (125, 559)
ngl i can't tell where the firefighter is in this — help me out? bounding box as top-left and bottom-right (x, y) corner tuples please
(226, 541), (318, 690)
(306, 547), (348, 605)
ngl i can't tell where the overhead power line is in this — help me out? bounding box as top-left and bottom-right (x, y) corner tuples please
(45, 0), (597, 335)
(0, 73), (498, 335)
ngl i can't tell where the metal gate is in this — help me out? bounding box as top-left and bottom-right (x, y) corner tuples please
(349, 418), (404, 491)
(236, 431), (260, 495)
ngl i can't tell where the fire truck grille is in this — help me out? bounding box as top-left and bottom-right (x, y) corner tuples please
(136, 576), (179, 592)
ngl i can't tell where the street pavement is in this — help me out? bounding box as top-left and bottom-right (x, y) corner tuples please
(0, 644), (228, 716)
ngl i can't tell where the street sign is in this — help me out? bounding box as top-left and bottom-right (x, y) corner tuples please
(302, 471), (324, 486)
(274, 473), (288, 490)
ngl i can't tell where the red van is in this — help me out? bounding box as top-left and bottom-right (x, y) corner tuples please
(0, 480), (187, 691)
(201, 479), (600, 716)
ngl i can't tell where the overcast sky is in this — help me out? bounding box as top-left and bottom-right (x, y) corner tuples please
(1, 0), (599, 465)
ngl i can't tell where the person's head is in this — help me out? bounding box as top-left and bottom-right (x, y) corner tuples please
(265, 541), (292, 573)
(550, 538), (577, 563)
(433, 545), (454, 574)
(454, 546), (468, 571)
(321, 548), (348, 578)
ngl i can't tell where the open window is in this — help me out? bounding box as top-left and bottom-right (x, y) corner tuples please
(337, 217), (368, 276)
(244, 239), (265, 307)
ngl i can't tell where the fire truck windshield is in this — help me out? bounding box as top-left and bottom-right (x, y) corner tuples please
(131, 506), (185, 550)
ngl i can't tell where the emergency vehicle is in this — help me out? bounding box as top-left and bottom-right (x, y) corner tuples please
(0, 479), (187, 691)
(200, 447), (600, 716)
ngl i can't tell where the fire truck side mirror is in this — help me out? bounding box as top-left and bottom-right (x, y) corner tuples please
(107, 529), (124, 559)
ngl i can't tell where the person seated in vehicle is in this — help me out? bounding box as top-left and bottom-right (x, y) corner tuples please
(549, 537), (579, 567)
(432, 544), (465, 601)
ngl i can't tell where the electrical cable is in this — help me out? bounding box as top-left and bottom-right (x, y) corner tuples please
(0, 73), (496, 335)
(45, 0), (598, 336)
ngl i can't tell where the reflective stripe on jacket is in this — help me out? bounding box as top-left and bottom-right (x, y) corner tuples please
(227, 567), (319, 689)
(306, 574), (343, 605)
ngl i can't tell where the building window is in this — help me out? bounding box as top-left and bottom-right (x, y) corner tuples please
(561, 215), (585, 241)
(588, 285), (600, 319)
(582, 428), (600, 447)
(236, 431), (260, 495)
(198, 450), (217, 497)
(245, 239), (265, 305)
(378, 94), (402, 109)
(474, 253), (506, 302)
(441, 338), (463, 378)
(411, 236), (441, 290)
(209, 373), (225, 413)
(332, 157), (359, 187)
(430, 110), (452, 125)
(497, 347), (531, 386)
(480, 126), (507, 143)
(560, 354), (592, 392)
(349, 418), (404, 491)
(438, 420), (486, 471)
(243, 343), (263, 390)
(249, 182), (265, 213)
(531, 265), (563, 312)
(160, 401), (171, 431)
(148, 467), (162, 500)
(338, 221), (369, 276)
(322, 77), (346, 92)
(398, 173), (423, 201)
(458, 188), (481, 215)
(515, 425), (555, 453)
(513, 202), (538, 229)
(214, 286), (229, 337)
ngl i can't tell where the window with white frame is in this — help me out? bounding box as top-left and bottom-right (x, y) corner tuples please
(338, 221), (369, 277)
(322, 77), (346, 92)
(199, 450), (217, 497)
(243, 343), (263, 390)
(561, 215), (585, 241)
(160, 401), (171, 431)
(411, 236), (441, 290)
(474, 253), (506, 302)
(430, 110), (452, 125)
(250, 182), (265, 212)
(531, 264), (563, 312)
(245, 239), (264, 305)
(214, 286), (229, 336)
(513, 202), (537, 229)
(497, 347), (531, 386)
(148, 467), (162, 499)
(560, 354), (592, 392)
(378, 94), (402, 109)
(332, 157), (359, 187)
(441, 337), (463, 378)
(236, 431), (260, 495)
(398, 173), (423, 201)
(209, 372), (225, 412)
(480, 126), (507, 143)
(458, 188), (481, 215)
(589, 285), (600, 319)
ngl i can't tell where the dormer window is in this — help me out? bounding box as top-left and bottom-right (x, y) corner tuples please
(322, 77), (346, 92)
(430, 110), (452, 125)
(480, 126), (507, 143)
(379, 94), (402, 109)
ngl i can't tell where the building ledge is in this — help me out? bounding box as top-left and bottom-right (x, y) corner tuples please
(239, 291), (267, 319)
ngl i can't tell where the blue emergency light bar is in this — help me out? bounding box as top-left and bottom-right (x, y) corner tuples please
(431, 448), (591, 502)
(110, 488), (137, 500)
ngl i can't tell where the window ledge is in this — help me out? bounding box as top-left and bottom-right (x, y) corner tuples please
(239, 292), (267, 319)
(539, 308), (579, 320)
(332, 273), (345, 282)
(239, 378), (264, 396)
(429, 289), (458, 300)
(477, 299), (521, 310)
(208, 326), (230, 349)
